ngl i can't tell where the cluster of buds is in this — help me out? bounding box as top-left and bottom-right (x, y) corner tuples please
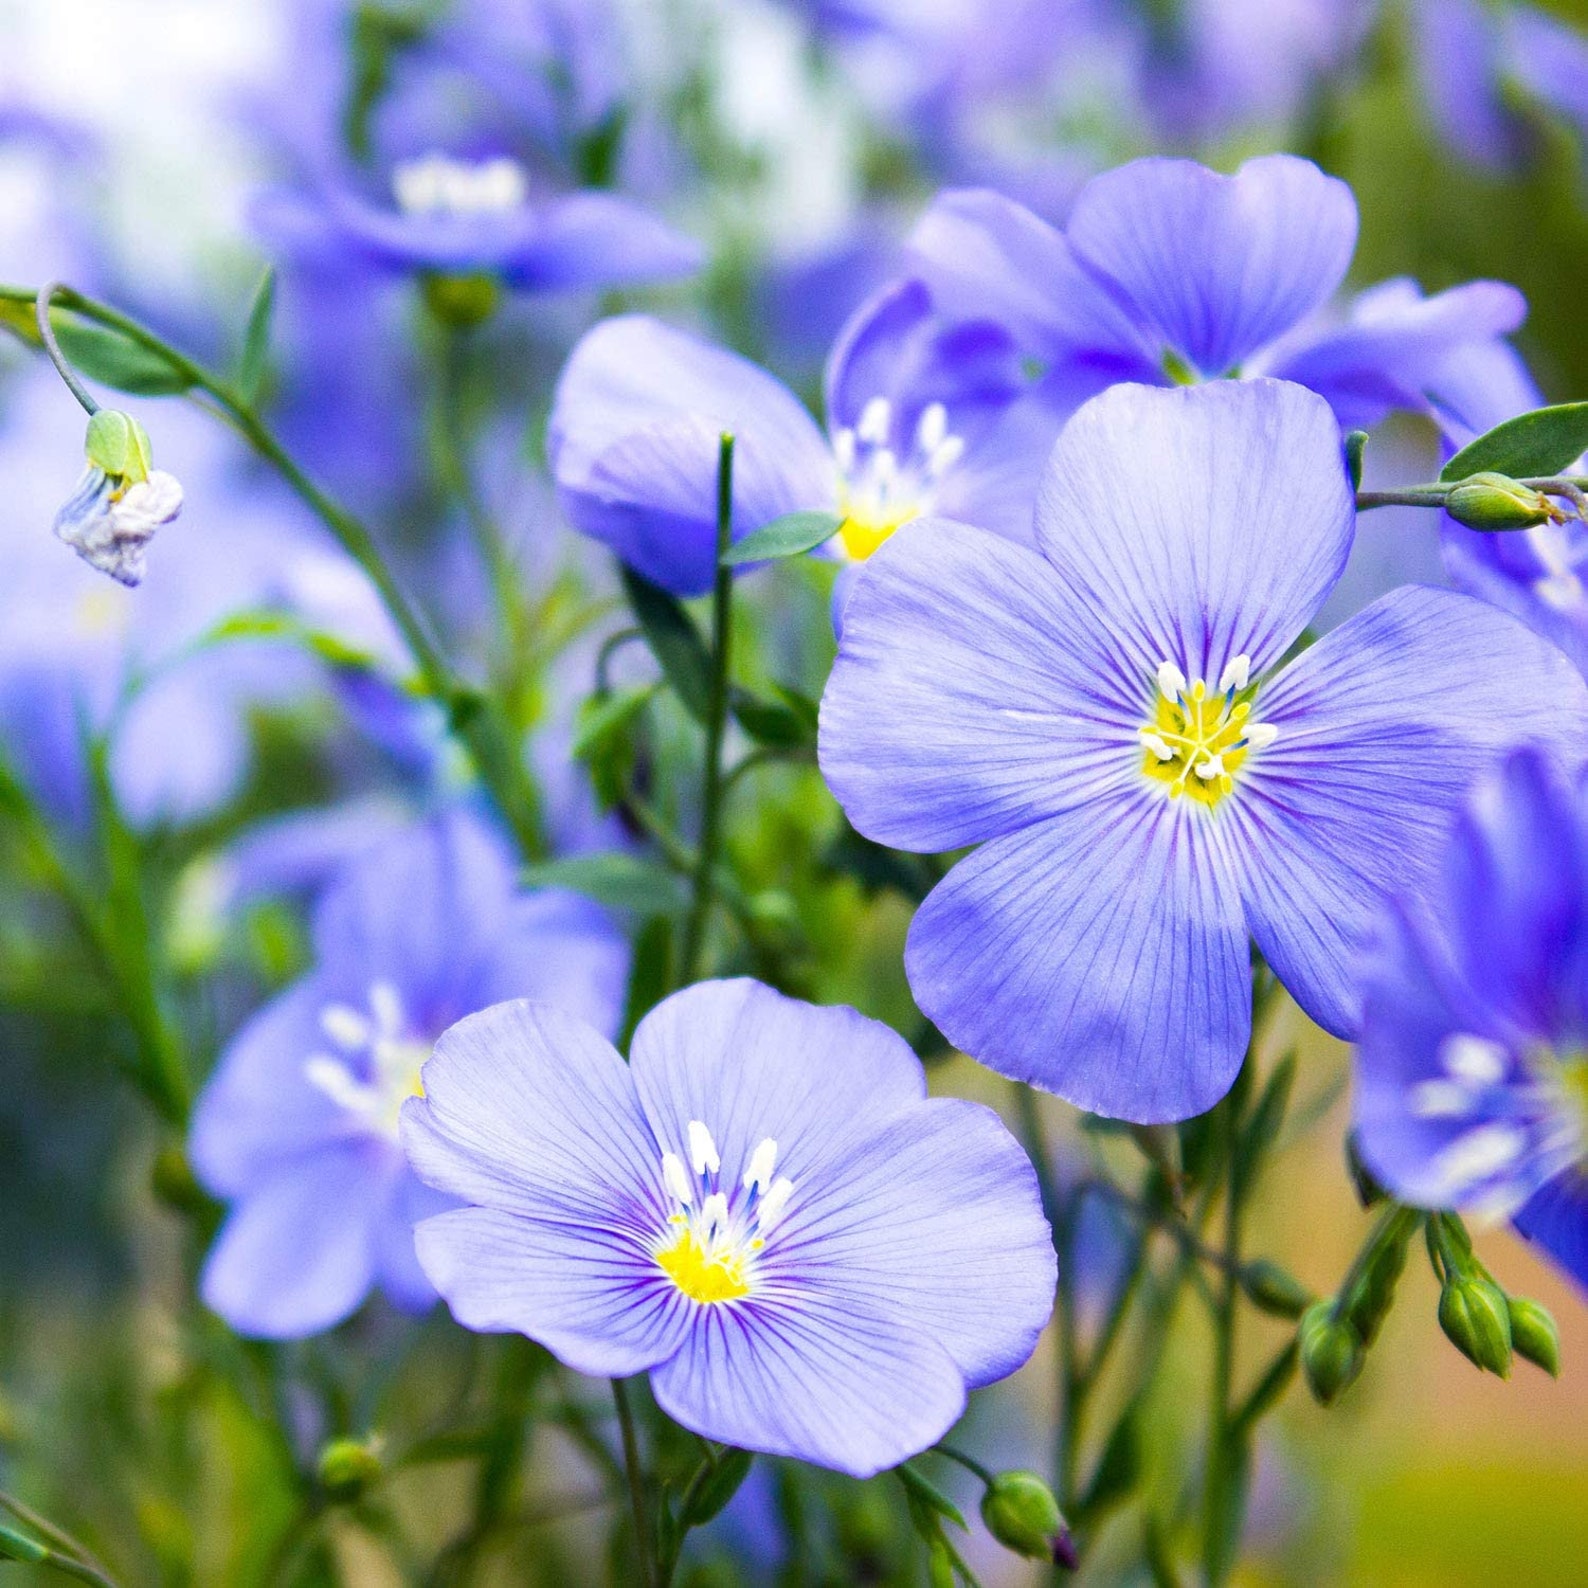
(53, 408), (182, 586)
(1430, 1214), (1560, 1379)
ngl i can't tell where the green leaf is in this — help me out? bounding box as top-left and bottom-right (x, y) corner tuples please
(1201, 1428), (1251, 1588)
(55, 317), (193, 396)
(238, 264), (277, 403)
(1078, 1402), (1141, 1522)
(729, 685), (816, 749)
(572, 684), (657, 762)
(618, 915), (674, 1052)
(621, 566), (712, 723)
(720, 510), (843, 566)
(896, 1463), (967, 1532)
(1440, 402), (1588, 483)
(522, 853), (688, 917)
(1345, 429), (1367, 492)
(680, 1448), (755, 1526)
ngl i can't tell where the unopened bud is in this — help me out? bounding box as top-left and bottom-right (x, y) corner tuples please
(1239, 1260), (1311, 1319)
(1506, 1296), (1561, 1377)
(84, 409), (154, 484)
(1445, 472), (1563, 532)
(1438, 1274), (1512, 1377)
(0, 1524), (48, 1565)
(980, 1471), (1077, 1569)
(316, 1437), (383, 1502)
(1299, 1301), (1364, 1405)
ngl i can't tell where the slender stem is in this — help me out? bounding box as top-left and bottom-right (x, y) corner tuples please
(935, 1444), (995, 1487)
(678, 433), (736, 985)
(1354, 488), (1452, 511)
(611, 1378), (657, 1588)
(34, 284), (100, 415)
(0, 1494), (112, 1581)
(2, 280), (545, 857)
(1333, 1203), (1424, 1322)
(37, 1554), (121, 1588)
(1202, 1095), (1243, 1587)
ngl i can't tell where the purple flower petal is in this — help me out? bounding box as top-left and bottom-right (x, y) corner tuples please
(1514, 1171), (1588, 1292)
(500, 190), (704, 291)
(906, 791), (1251, 1122)
(1234, 587), (1588, 1037)
(1064, 155), (1357, 377)
(549, 316), (835, 594)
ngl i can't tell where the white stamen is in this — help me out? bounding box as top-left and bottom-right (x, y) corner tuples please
(1242, 723), (1278, 750)
(1194, 755), (1225, 780)
(757, 1176), (795, 1232)
(662, 1152), (694, 1206)
(1139, 731), (1176, 762)
(927, 434), (965, 478)
(1429, 1123), (1526, 1195)
(1218, 654), (1251, 693)
(304, 1055), (378, 1115)
(1411, 1079), (1476, 1119)
(915, 402), (948, 454)
(1441, 1033), (1508, 1086)
(742, 1137), (778, 1195)
(321, 1004), (370, 1050)
(1156, 661), (1187, 701)
(688, 1119), (721, 1177)
(369, 980), (404, 1037)
(832, 427), (856, 473)
(393, 152), (528, 217)
(857, 396), (892, 445)
(701, 1191), (730, 1236)
(872, 448), (898, 491)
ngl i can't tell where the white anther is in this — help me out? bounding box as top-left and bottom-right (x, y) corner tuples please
(915, 402), (948, 453)
(1218, 654), (1251, 693)
(687, 1120), (721, 1177)
(701, 1191), (730, 1236)
(1156, 661), (1187, 701)
(1441, 1033), (1508, 1086)
(1194, 755), (1225, 781)
(872, 448), (898, 491)
(1242, 723), (1278, 751)
(833, 427), (856, 474)
(1411, 1079), (1476, 1119)
(662, 1152), (694, 1206)
(857, 397), (892, 445)
(742, 1137), (779, 1195)
(369, 980), (404, 1037)
(757, 1176), (795, 1232)
(1139, 731), (1176, 762)
(393, 152), (528, 216)
(321, 1004), (370, 1050)
(1430, 1123), (1526, 1195)
(927, 434), (965, 478)
(304, 1055), (377, 1115)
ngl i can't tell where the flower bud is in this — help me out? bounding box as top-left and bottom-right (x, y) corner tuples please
(980, 1470), (1077, 1569)
(85, 409), (154, 484)
(1444, 472), (1563, 532)
(316, 1437), (383, 1502)
(1438, 1274), (1512, 1377)
(1506, 1296), (1560, 1378)
(0, 1525), (48, 1564)
(1239, 1259), (1311, 1319)
(1298, 1301), (1363, 1405)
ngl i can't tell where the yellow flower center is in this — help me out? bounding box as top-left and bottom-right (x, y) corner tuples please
(831, 396), (965, 562)
(1138, 657), (1275, 809)
(652, 1123), (793, 1307)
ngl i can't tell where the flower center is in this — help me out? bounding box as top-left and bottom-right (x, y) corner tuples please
(303, 981), (430, 1141)
(831, 397), (965, 561)
(1138, 657), (1275, 808)
(392, 153), (529, 218)
(653, 1122), (794, 1306)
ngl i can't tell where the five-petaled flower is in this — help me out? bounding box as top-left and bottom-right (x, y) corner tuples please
(403, 977), (1055, 1477)
(189, 807), (629, 1338)
(1355, 747), (1588, 1291)
(819, 377), (1588, 1123)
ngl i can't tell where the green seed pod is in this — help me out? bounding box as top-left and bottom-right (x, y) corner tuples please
(1438, 1274), (1513, 1377)
(0, 1524), (49, 1564)
(1507, 1296), (1561, 1378)
(85, 408), (154, 484)
(980, 1470), (1076, 1568)
(1298, 1301), (1364, 1405)
(1444, 472), (1561, 532)
(316, 1437), (383, 1502)
(1239, 1259), (1311, 1319)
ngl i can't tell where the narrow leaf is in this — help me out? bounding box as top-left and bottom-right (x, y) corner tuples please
(238, 264), (277, 403)
(572, 685), (656, 762)
(720, 510), (842, 566)
(522, 853), (688, 917)
(729, 685), (815, 749)
(1440, 402), (1588, 483)
(621, 566), (712, 723)
(896, 1463), (967, 1531)
(57, 318), (192, 396)
(680, 1448), (754, 1526)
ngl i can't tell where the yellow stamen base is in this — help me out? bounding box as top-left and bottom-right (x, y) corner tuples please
(836, 507), (919, 562)
(1140, 678), (1252, 809)
(655, 1226), (755, 1305)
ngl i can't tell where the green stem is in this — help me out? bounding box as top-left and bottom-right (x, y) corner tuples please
(678, 433), (736, 985)
(934, 1444), (995, 1486)
(611, 1378), (657, 1588)
(34, 284), (100, 415)
(1202, 1095), (1243, 1587)
(36, 1554), (121, 1588)
(0, 1493), (113, 1583)
(1332, 1204), (1423, 1325)
(2, 280), (545, 858)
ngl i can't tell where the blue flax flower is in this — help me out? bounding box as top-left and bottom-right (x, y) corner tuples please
(907, 153), (1526, 431)
(189, 809), (629, 1338)
(402, 978), (1055, 1477)
(1355, 748), (1588, 1290)
(549, 277), (1067, 595)
(819, 379), (1588, 1122)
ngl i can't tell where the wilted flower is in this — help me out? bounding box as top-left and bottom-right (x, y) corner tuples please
(403, 978), (1055, 1476)
(908, 154), (1527, 432)
(1355, 747), (1588, 1292)
(549, 278), (1066, 596)
(189, 808), (629, 1338)
(53, 408), (183, 586)
(819, 378), (1588, 1121)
